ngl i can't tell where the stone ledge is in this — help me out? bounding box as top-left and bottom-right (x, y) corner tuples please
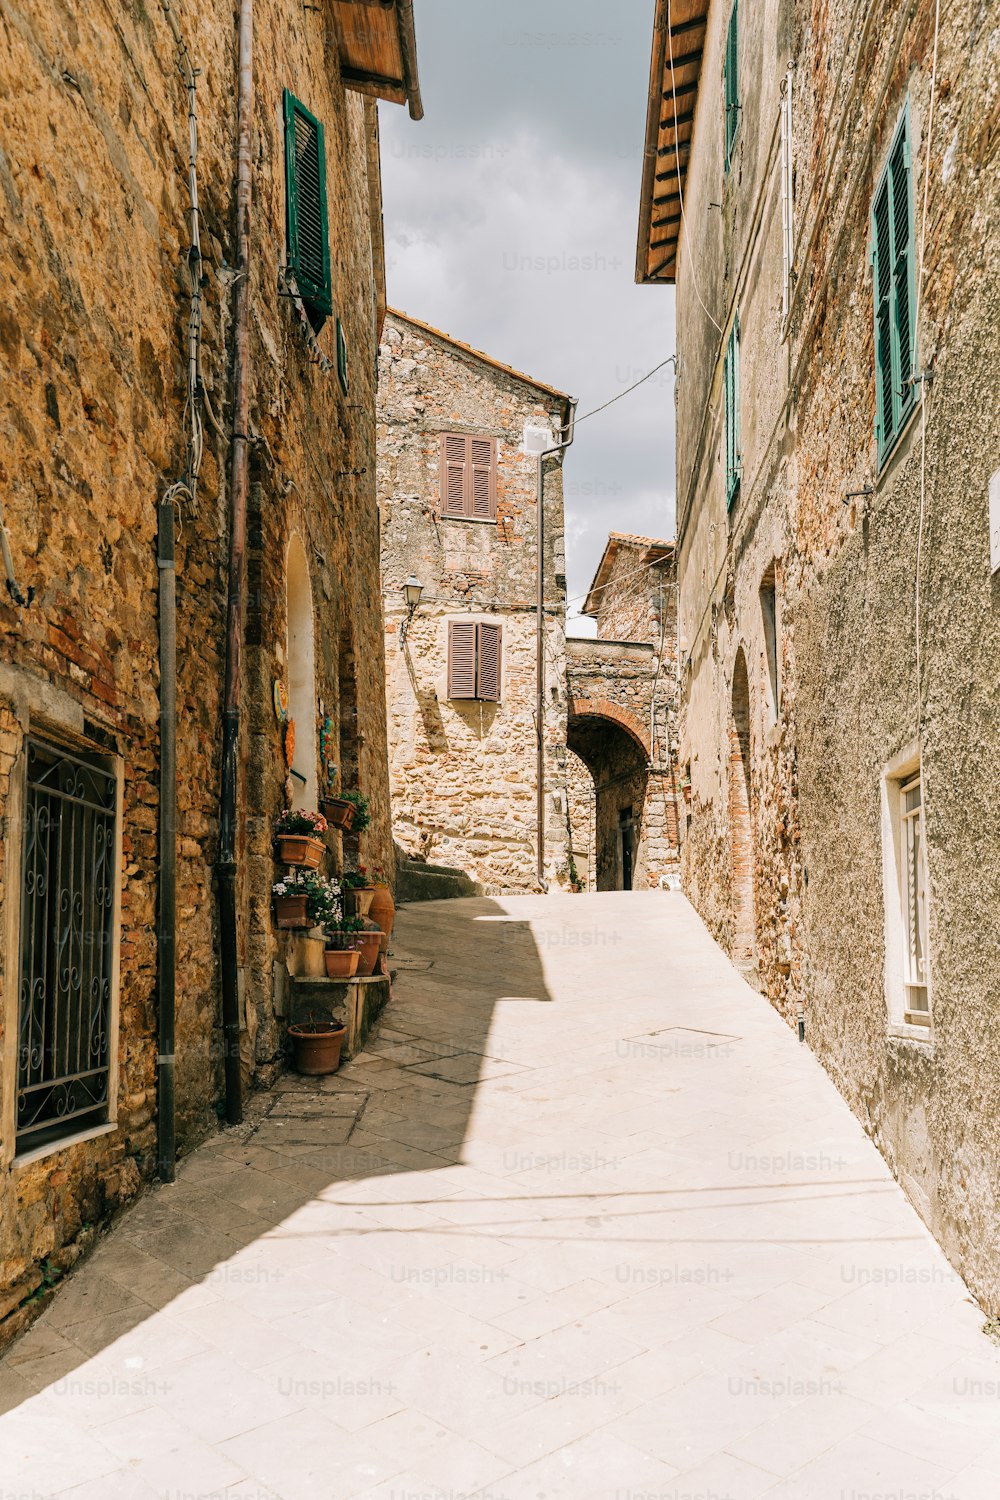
(289, 974), (391, 1059)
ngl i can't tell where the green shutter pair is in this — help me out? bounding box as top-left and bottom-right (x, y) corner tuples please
(284, 89), (332, 327)
(871, 108), (916, 461)
(725, 318), (741, 511)
(724, 0), (739, 173)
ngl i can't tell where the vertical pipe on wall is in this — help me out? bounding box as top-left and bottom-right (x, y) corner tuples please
(217, 0), (253, 1127)
(157, 500), (177, 1182)
(535, 451), (546, 891)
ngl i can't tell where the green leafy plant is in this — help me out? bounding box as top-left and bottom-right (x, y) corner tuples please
(342, 868), (371, 890)
(341, 790), (371, 831)
(272, 870), (342, 928)
(326, 913), (365, 949)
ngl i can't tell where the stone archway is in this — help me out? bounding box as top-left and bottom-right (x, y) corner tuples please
(567, 707), (650, 891)
(729, 646), (755, 960)
(286, 532), (319, 809)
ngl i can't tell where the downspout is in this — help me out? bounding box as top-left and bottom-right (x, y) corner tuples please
(157, 499), (176, 1181)
(217, 0), (253, 1127)
(535, 400), (576, 890)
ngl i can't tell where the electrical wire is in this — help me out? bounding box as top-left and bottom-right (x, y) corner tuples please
(572, 357), (676, 427)
(913, 0), (941, 748)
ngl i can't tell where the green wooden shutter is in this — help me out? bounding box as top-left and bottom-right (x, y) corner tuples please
(871, 110), (915, 459)
(725, 319), (741, 510)
(283, 89), (332, 324)
(724, 0), (739, 171)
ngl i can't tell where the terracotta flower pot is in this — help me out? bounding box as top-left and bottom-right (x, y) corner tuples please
(368, 883), (395, 944)
(345, 887), (374, 919)
(320, 797), (355, 831)
(275, 834), (325, 869)
(288, 1021), (346, 1076)
(273, 893), (310, 929)
(353, 930), (383, 977)
(324, 949), (359, 980)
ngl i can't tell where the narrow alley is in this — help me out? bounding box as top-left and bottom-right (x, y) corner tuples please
(2, 893), (998, 1498)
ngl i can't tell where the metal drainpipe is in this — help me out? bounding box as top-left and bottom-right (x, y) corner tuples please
(157, 499), (177, 1181)
(535, 402), (577, 890)
(217, 0), (253, 1127)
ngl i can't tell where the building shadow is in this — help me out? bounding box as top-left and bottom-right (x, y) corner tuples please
(0, 897), (553, 1414)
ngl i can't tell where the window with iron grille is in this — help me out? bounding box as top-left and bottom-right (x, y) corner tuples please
(16, 740), (117, 1154)
(724, 0), (740, 173)
(724, 317), (741, 510)
(447, 621), (502, 701)
(439, 434), (497, 520)
(871, 108), (916, 461)
(284, 89), (332, 331)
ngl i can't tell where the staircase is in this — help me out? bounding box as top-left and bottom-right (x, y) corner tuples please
(395, 857), (481, 903)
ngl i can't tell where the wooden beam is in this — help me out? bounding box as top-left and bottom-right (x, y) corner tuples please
(659, 108), (695, 132)
(667, 12), (707, 38)
(662, 45), (703, 70)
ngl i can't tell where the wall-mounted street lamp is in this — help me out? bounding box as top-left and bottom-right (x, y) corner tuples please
(399, 574), (423, 648)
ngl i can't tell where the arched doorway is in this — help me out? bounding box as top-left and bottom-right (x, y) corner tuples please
(729, 646), (755, 960)
(567, 709), (649, 891)
(286, 533), (318, 808)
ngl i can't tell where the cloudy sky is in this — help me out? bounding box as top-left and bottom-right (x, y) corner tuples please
(379, 0), (676, 633)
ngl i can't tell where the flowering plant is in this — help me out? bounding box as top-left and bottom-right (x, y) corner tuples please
(342, 866), (372, 890)
(272, 870), (341, 927)
(274, 808), (328, 837)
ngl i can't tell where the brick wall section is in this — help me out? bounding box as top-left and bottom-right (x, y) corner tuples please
(378, 313), (572, 894)
(672, 0), (1000, 1308)
(0, 2), (395, 1325)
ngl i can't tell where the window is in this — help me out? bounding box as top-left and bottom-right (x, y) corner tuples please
(439, 434), (497, 520)
(724, 318), (741, 510)
(724, 0), (740, 172)
(779, 68), (794, 322)
(283, 89), (332, 330)
(871, 108), (916, 461)
(336, 317), (349, 394)
(880, 745), (931, 1033)
(16, 740), (118, 1154)
(760, 565), (779, 722)
(447, 621), (502, 702)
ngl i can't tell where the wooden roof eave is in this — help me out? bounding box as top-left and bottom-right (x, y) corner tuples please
(635, 0), (708, 286)
(335, 0), (424, 121)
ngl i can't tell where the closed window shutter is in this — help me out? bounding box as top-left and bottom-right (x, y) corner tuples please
(724, 0), (739, 169)
(440, 434), (468, 516)
(284, 90), (332, 322)
(872, 115), (915, 457)
(469, 438), (496, 518)
(447, 621), (477, 698)
(476, 623), (502, 702)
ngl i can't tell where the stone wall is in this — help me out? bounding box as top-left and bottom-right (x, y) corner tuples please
(670, 0), (1000, 1308)
(378, 312), (572, 894)
(0, 0), (396, 1327)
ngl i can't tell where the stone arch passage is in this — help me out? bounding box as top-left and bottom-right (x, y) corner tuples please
(567, 709), (649, 892)
(729, 645), (755, 960)
(286, 532), (319, 809)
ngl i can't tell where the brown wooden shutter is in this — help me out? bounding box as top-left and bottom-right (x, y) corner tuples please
(476, 623), (502, 702)
(447, 621), (477, 698)
(440, 434), (467, 516)
(469, 437), (496, 518)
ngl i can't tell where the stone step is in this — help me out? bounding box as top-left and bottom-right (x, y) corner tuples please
(288, 974), (390, 1060)
(396, 859), (481, 903)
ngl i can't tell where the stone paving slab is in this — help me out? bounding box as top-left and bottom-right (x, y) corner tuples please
(1, 890), (999, 1498)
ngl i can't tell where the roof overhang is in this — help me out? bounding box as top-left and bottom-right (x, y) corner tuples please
(331, 0), (424, 121)
(635, 0), (708, 285)
(582, 532), (675, 617)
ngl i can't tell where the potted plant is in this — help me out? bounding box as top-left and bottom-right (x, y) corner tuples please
(342, 866), (374, 919)
(325, 914), (381, 976)
(288, 1012), (347, 1075)
(324, 922), (361, 979)
(272, 871), (311, 929)
(320, 793), (355, 831)
(306, 873), (342, 934)
(274, 808), (328, 869)
(341, 790), (371, 832)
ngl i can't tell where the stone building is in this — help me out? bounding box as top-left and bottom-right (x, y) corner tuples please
(0, 1), (421, 1334)
(378, 311), (574, 894)
(566, 533), (680, 891)
(637, 1), (1000, 1305)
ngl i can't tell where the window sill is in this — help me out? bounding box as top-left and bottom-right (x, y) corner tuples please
(438, 513), (497, 527)
(876, 391), (923, 485)
(11, 1120), (117, 1172)
(887, 1019), (934, 1048)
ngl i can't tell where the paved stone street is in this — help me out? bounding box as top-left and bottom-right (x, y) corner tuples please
(2, 891), (1000, 1498)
